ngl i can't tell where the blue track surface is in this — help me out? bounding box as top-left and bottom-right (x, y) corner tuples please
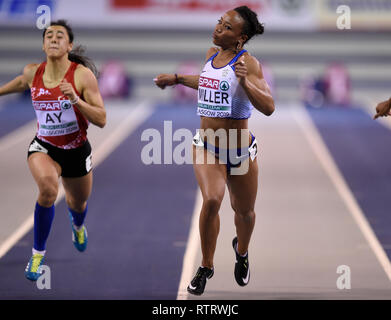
(0, 102), (200, 299)
(0, 96), (35, 138)
(307, 106), (391, 260)
(2, 100), (391, 299)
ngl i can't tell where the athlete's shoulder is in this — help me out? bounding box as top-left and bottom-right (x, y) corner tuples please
(22, 63), (41, 86)
(205, 47), (219, 61)
(74, 64), (98, 87)
(74, 64), (99, 94)
(24, 63), (40, 71)
(242, 52), (259, 66)
(242, 52), (263, 75)
(75, 64), (95, 78)
(23, 63), (40, 79)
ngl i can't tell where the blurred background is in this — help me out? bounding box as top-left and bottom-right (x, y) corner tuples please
(1, 0), (391, 300)
(0, 0), (390, 106)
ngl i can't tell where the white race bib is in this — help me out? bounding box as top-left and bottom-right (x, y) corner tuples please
(197, 75), (232, 118)
(33, 100), (79, 137)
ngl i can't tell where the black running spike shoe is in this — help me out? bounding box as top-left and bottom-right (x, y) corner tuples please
(232, 237), (250, 286)
(187, 266), (214, 295)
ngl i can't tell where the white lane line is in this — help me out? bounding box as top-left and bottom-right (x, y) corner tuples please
(0, 100), (155, 259)
(177, 189), (203, 300)
(91, 100), (154, 165)
(292, 104), (391, 281)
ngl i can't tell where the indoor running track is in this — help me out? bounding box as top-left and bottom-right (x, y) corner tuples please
(0, 98), (390, 300)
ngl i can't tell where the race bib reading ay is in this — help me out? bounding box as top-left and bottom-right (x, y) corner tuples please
(33, 100), (79, 136)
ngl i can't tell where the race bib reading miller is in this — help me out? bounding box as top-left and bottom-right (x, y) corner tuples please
(33, 100), (79, 137)
(197, 76), (232, 118)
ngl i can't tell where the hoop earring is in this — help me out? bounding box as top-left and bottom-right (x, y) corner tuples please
(236, 42), (242, 52)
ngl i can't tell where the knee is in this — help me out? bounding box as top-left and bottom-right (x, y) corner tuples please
(234, 207), (255, 220)
(37, 178), (58, 206)
(202, 195), (223, 217)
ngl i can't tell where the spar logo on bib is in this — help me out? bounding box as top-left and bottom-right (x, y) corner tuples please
(199, 76), (220, 90)
(61, 100), (72, 110)
(220, 81), (229, 91)
(33, 101), (61, 111)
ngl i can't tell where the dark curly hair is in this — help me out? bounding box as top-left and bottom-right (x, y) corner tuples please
(234, 6), (264, 43)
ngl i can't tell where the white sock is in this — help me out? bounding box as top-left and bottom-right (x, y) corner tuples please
(32, 248), (45, 256)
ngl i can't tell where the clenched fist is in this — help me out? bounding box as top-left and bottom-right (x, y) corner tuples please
(374, 98), (391, 120)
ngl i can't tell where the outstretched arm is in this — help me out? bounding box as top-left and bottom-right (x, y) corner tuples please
(233, 55), (275, 116)
(154, 47), (219, 91)
(154, 74), (199, 90)
(0, 64), (37, 96)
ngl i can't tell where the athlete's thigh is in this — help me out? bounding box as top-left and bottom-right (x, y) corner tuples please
(227, 158), (258, 212)
(62, 171), (93, 203)
(193, 145), (227, 200)
(28, 152), (61, 186)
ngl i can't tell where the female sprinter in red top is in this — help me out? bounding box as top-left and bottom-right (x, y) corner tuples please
(0, 20), (106, 281)
(155, 6), (274, 295)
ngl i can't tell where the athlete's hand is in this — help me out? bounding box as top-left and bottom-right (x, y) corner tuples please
(59, 79), (77, 101)
(374, 98), (391, 119)
(233, 58), (248, 85)
(154, 74), (177, 90)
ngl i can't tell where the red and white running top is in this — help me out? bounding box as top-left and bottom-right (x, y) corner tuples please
(31, 62), (89, 149)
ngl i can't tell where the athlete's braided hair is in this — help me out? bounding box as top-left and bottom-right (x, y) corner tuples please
(42, 20), (98, 77)
(234, 6), (264, 44)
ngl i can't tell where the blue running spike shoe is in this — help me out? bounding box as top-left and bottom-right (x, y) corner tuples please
(25, 254), (45, 281)
(69, 212), (88, 252)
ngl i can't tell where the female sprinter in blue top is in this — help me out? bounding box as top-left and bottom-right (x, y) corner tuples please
(154, 6), (274, 295)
